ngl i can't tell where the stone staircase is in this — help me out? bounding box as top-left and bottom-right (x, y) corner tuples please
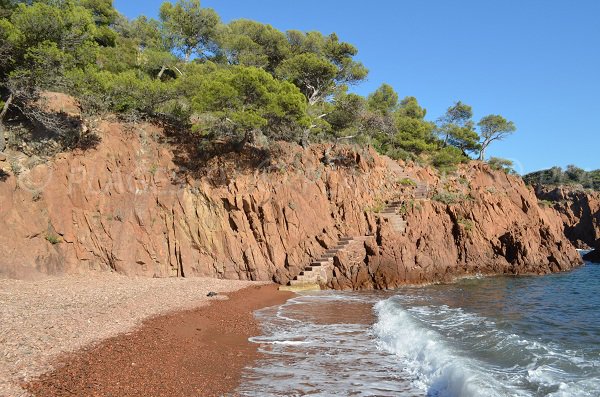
(379, 201), (407, 233)
(281, 157), (429, 291)
(383, 156), (429, 200)
(288, 236), (371, 287)
(414, 182), (429, 199)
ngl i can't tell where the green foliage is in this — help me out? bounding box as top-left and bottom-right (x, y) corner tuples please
(398, 178), (417, 187)
(457, 216), (474, 232)
(0, 0), (17, 19)
(564, 164), (586, 183)
(366, 199), (386, 214)
(67, 68), (178, 114)
(437, 101), (480, 155)
(367, 83), (398, 116)
(370, 96), (437, 161)
(9, 158), (21, 175)
(431, 146), (465, 172)
(0, 0), (517, 170)
(432, 191), (465, 205)
(488, 157), (515, 174)
(396, 96), (427, 119)
(392, 103), (436, 154)
(538, 199), (555, 208)
(276, 31), (367, 105)
(190, 66), (308, 145)
(159, 0), (221, 61)
(9, 1), (98, 54)
(523, 166), (600, 191)
(45, 233), (62, 245)
(477, 114), (516, 160)
(325, 92), (365, 133)
(80, 0), (118, 46)
(276, 53), (339, 103)
(219, 19), (290, 72)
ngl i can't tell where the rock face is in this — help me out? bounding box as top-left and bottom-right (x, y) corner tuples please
(325, 164), (583, 290)
(0, 120), (582, 286)
(535, 187), (600, 249)
(583, 245), (600, 263)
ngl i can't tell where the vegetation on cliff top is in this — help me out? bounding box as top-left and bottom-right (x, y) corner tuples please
(524, 165), (600, 191)
(0, 0), (516, 172)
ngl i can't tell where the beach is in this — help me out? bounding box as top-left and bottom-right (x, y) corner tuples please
(0, 274), (292, 397)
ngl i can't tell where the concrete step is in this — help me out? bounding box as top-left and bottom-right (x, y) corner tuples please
(290, 279), (319, 286)
(333, 240), (352, 249)
(310, 260), (331, 267)
(279, 283), (320, 292)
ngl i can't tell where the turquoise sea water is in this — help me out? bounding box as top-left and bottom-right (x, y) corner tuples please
(239, 260), (600, 396)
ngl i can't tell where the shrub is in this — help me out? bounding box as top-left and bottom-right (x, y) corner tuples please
(367, 200), (386, 213)
(432, 191), (466, 205)
(431, 146), (465, 172)
(45, 233), (61, 245)
(488, 157), (515, 174)
(538, 199), (555, 208)
(398, 178), (416, 187)
(457, 216), (474, 232)
(9, 159), (21, 176)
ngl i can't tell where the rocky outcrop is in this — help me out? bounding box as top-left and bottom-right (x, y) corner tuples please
(325, 164), (582, 290)
(535, 187), (600, 249)
(0, 119), (582, 286)
(583, 248), (600, 262)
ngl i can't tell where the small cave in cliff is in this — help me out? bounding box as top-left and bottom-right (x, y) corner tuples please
(498, 232), (520, 264)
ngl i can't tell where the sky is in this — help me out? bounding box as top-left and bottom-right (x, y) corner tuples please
(114, 0), (599, 174)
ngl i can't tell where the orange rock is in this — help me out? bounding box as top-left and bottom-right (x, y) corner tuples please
(0, 120), (583, 285)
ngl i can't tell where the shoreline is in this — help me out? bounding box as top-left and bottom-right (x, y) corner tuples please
(23, 283), (293, 397)
(0, 274), (285, 397)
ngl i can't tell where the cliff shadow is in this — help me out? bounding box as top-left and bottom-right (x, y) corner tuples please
(161, 123), (275, 187)
(8, 107), (101, 156)
(160, 120), (373, 187)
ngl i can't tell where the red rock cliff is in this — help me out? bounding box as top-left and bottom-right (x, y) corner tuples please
(0, 121), (582, 285)
(534, 187), (600, 249)
(327, 165), (583, 289)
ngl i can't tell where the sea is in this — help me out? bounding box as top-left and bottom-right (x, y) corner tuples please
(237, 256), (600, 397)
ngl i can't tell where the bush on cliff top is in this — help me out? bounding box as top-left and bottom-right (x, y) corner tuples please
(524, 166), (600, 191)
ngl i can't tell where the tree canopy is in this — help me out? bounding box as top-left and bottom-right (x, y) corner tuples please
(0, 0), (517, 171)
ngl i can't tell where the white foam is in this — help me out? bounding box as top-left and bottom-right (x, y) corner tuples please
(373, 296), (600, 397)
(240, 287), (600, 397)
(239, 293), (423, 396)
(374, 298), (512, 397)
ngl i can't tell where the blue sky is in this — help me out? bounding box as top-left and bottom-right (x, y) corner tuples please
(114, 0), (599, 174)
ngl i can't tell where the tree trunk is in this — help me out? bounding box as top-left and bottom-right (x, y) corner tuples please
(0, 94), (13, 153)
(478, 145), (486, 161)
(301, 128), (310, 148)
(157, 65), (167, 79)
(236, 129), (256, 152)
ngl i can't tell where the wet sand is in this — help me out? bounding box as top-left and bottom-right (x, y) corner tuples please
(23, 284), (293, 397)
